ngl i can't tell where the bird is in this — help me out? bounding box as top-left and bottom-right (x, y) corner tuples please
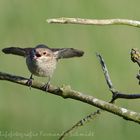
(2, 44), (84, 91)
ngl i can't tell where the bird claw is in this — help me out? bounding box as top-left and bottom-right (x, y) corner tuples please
(42, 83), (50, 92)
(26, 78), (33, 90)
(26, 74), (34, 90)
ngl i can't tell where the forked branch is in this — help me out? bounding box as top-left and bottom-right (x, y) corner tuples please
(58, 53), (140, 140)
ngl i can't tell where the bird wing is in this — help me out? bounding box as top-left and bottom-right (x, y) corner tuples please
(52, 48), (84, 59)
(2, 47), (32, 57)
(2, 46), (84, 59)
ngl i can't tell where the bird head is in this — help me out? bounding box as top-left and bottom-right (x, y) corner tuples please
(30, 44), (55, 62)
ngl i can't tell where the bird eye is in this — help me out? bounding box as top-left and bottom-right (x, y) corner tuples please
(43, 52), (51, 56)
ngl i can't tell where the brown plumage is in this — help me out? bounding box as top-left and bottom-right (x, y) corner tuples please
(2, 44), (84, 91)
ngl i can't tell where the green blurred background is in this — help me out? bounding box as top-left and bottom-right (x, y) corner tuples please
(0, 0), (140, 139)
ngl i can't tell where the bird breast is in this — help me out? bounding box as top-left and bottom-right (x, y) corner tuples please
(26, 55), (57, 77)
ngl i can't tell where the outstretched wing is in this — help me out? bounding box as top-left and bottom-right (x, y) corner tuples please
(2, 47), (32, 57)
(2, 44), (84, 59)
(52, 48), (84, 59)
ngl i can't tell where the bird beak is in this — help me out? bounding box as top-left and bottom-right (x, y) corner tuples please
(33, 52), (41, 60)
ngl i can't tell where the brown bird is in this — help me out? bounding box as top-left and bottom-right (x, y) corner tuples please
(2, 44), (84, 91)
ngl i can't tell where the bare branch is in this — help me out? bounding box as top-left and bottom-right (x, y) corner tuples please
(47, 17), (140, 28)
(130, 48), (140, 84)
(97, 53), (140, 103)
(131, 48), (140, 67)
(96, 53), (113, 89)
(58, 53), (140, 140)
(0, 71), (140, 124)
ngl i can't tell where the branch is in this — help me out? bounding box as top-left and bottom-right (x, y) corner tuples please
(96, 53), (140, 102)
(1, 71), (140, 124)
(47, 17), (140, 28)
(58, 53), (140, 139)
(59, 110), (101, 140)
(131, 48), (140, 84)
(131, 48), (140, 67)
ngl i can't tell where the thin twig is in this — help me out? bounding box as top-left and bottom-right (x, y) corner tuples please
(96, 53), (113, 89)
(47, 17), (140, 28)
(59, 110), (101, 140)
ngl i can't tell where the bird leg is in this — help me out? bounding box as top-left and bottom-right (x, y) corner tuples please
(42, 76), (50, 92)
(26, 74), (34, 89)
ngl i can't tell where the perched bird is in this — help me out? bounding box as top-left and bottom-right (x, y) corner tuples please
(2, 44), (84, 90)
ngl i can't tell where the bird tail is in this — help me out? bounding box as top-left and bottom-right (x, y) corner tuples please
(53, 48), (84, 59)
(2, 47), (32, 57)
